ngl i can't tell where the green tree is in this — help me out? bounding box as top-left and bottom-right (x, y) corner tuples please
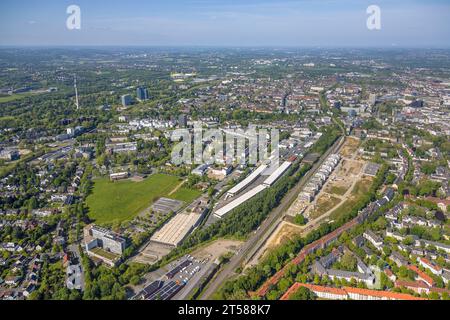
(289, 286), (316, 300)
(340, 252), (357, 271)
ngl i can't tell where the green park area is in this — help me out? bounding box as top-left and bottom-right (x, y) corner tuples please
(86, 173), (201, 225)
(329, 177), (374, 221)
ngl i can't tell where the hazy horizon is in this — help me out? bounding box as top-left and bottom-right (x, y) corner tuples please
(1, 0), (449, 47)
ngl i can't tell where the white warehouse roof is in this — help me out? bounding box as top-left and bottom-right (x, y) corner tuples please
(215, 184), (268, 218)
(227, 164), (268, 196)
(263, 161), (292, 186)
(150, 212), (203, 247)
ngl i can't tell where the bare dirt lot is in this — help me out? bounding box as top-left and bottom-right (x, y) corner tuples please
(339, 136), (360, 158)
(308, 194), (342, 219)
(131, 242), (172, 264)
(265, 222), (304, 251)
(190, 239), (243, 261)
(328, 176), (374, 221)
(324, 159), (364, 196)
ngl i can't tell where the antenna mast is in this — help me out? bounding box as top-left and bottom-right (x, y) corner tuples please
(74, 75), (80, 110)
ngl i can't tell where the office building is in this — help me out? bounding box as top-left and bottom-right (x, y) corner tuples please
(137, 87), (149, 101)
(121, 94), (132, 107)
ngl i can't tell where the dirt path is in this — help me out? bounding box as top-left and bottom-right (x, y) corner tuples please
(252, 145), (366, 264)
(168, 180), (186, 196)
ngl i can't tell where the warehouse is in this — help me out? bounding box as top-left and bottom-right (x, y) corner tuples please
(262, 161), (292, 187)
(149, 198), (208, 247)
(150, 211), (204, 247)
(226, 164), (267, 197)
(214, 184), (268, 219)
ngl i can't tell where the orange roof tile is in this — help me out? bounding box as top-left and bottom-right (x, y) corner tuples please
(384, 268), (394, 276)
(281, 283), (428, 301)
(419, 258), (442, 271)
(408, 265), (434, 286)
(299, 283), (347, 296)
(343, 286), (426, 300)
(395, 279), (429, 289)
(281, 283), (347, 300)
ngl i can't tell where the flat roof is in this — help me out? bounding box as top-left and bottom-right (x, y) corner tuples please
(364, 162), (381, 176)
(215, 184), (268, 218)
(150, 211), (203, 247)
(263, 161), (292, 186)
(227, 164), (268, 196)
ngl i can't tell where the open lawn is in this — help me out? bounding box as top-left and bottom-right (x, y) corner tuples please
(86, 174), (200, 225)
(0, 93), (33, 103)
(329, 177), (373, 221)
(169, 187), (201, 203)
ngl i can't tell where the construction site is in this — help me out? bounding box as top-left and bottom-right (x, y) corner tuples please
(248, 137), (371, 265)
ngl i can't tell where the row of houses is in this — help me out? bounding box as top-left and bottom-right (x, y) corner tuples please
(311, 246), (376, 287)
(257, 186), (396, 297)
(281, 283), (425, 300)
(299, 154), (340, 203)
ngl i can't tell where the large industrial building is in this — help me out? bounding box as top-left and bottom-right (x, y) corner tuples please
(214, 160), (295, 219)
(150, 198), (208, 247)
(226, 164), (268, 198)
(214, 184), (268, 219)
(263, 161), (292, 187)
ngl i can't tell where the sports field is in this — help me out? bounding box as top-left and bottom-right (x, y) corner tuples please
(86, 174), (201, 225)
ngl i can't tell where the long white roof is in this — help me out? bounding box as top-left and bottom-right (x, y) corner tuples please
(263, 161), (292, 186)
(227, 165), (268, 196)
(215, 184), (268, 218)
(150, 212), (202, 247)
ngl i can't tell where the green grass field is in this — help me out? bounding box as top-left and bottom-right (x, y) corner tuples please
(86, 174), (201, 225)
(0, 94), (32, 103)
(329, 178), (373, 221)
(169, 187), (202, 202)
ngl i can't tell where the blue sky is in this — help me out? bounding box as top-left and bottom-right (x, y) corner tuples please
(0, 0), (449, 47)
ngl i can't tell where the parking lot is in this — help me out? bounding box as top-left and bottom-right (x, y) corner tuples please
(133, 254), (211, 300)
(132, 240), (241, 300)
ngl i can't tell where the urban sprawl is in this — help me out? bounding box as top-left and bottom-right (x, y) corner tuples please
(0, 48), (449, 301)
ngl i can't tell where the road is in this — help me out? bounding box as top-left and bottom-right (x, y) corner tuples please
(200, 135), (345, 300)
(67, 244), (86, 291)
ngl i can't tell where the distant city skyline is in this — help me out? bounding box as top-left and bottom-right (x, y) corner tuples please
(0, 0), (450, 47)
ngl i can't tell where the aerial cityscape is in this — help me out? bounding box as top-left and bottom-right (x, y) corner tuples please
(0, 0), (449, 307)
